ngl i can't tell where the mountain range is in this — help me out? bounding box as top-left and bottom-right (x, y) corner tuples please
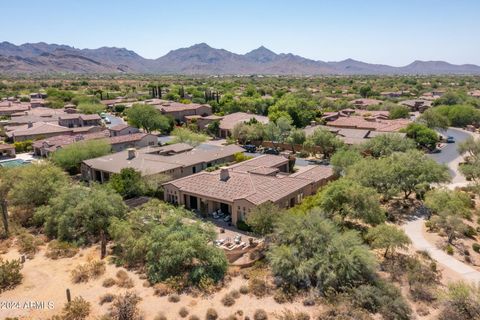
(1, 42), (480, 75)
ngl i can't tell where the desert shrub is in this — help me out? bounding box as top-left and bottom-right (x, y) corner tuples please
(230, 289), (240, 299)
(179, 307), (189, 318)
(446, 245), (454, 255)
(168, 293), (180, 303)
(188, 315), (200, 320)
(302, 297), (315, 306)
(273, 290), (290, 304)
(103, 278), (116, 287)
(249, 277), (269, 297)
(153, 283), (172, 296)
(236, 220), (253, 232)
(320, 304), (373, 320)
(0, 258), (23, 292)
(276, 310), (310, 320)
(99, 293), (115, 305)
(62, 297), (91, 320)
(154, 313), (167, 320)
(116, 270), (134, 288)
(205, 308), (218, 320)
(222, 293), (236, 306)
(253, 309), (268, 320)
(71, 264), (91, 283)
(352, 282), (411, 320)
(89, 260), (106, 278)
(239, 285), (249, 295)
(439, 281), (480, 320)
(45, 240), (78, 259)
(109, 291), (142, 320)
(16, 232), (43, 256)
(464, 225), (477, 238)
(473, 243), (480, 253)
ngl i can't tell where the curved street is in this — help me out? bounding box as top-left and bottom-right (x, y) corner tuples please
(403, 127), (480, 282)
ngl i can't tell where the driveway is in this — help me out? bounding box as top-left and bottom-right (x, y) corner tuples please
(404, 127), (480, 282)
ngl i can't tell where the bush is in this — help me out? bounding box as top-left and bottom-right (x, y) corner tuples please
(230, 289), (240, 299)
(71, 264), (91, 283)
(103, 278), (116, 288)
(189, 316), (200, 320)
(116, 270), (134, 288)
(205, 308), (218, 320)
(249, 277), (268, 297)
(276, 310), (310, 320)
(254, 309), (268, 320)
(45, 240), (78, 259)
(236, 220), (253, 232)
(273, 290), (290, 304)
(463, 225), (477, 238)
(62, 297), (91, 320)
(446, 245), (454, 255)
(89, 260), (106, 278)
(239, 285), (249, 295)
(153, 283), (172, 296)
(16, 232), (43, 256)
(179, 307), (189, 318)
(168, 293), (180, 303)
(99, 293), (115, 305)
(109, 291), (142, 320)
(221, 293), (236, 307)
(154, 313), (167, 320)
(472, 243), (480, 253)
(0, 258), (23, 292)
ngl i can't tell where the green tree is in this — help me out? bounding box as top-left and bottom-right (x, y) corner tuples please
(109, 168), (147, 199)
(389, 105), (410, 119)
(146, 215), (228, 285)
(126, 104), (171, 133)
(8, 162), (69, 212)
(268, 210), (377, 293)
(425, 188), (472, 243)
(319, 178), (385, 225)
(366, 224), (411, 257)
(405, 123), (439, 150)
(245, 202), (284, 236)
(286, 128), (306, 153)
(359, 86), (372, 98)
(304, 127), (344, 159)
(77, 102), (105, 115)
(171, 127), (208, 147)
(439, 281), (480, 320)
(330, 148), (363, 176)
(418, 108), (449, 130)
(51, 139), (111, 174)
(362, 134), (416, 157)
(35, 184), (126, 245)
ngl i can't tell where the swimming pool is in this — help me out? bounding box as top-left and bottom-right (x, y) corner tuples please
(0, 159), (29, 168)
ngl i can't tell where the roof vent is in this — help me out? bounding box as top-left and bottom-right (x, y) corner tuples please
(220, 168), (230, 181)
(27, 121), (33, 128)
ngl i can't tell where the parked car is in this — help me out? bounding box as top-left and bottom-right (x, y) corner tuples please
(430, 147), (441, 154)
(446, 136), (455, 143)
(242, 144), (257, 153)
(223, 215), (231, 222)
(263, 147), (279, 155)
(100, 112), (107, 119)
(104, 117), (111, 124)
(309, 158), (330, 165)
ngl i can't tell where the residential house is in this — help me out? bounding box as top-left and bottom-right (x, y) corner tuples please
(81, 143), (244, 183)
(352, 98), (383, 108)
(145, 99), (212, 122)
(58, 114), (102, 128)
(163, 155), (335, 225)
(108, 124), (139, 137)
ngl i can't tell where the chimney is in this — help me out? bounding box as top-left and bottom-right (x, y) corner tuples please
(220, 168), (230, 181)
(27, 121), (33, 128)
(127, 148), (136, 160)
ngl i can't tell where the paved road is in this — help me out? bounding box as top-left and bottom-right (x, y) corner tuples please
(404, 127), (480, 282)
(105, 113), (125, 128)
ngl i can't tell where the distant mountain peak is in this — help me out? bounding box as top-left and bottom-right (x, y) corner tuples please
(0, 42), (479, 75)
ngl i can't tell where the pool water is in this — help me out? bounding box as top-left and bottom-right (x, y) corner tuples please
(0, 159), (27, 168)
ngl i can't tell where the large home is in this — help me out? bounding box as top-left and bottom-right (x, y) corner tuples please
(33, 131), (157, 156)
(145, 99), (212, 122)
(81, 143), (244, 183)
(400, 99), (432, 112)
(191, 112), (269, 138)
(163, 155), (335, 226)
(5, 122), (103, 142)
(58, 114), (102, 128)
(0, 101), (31, 116)
(352, 98), (383, 108)
(7, 107), (75, 125)
(108, 124), (139, 137)
(304, 125), (407, 145)
(326, 115), (410, 132)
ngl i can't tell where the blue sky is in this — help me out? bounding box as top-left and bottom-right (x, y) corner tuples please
(1, 0), (479, 66)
